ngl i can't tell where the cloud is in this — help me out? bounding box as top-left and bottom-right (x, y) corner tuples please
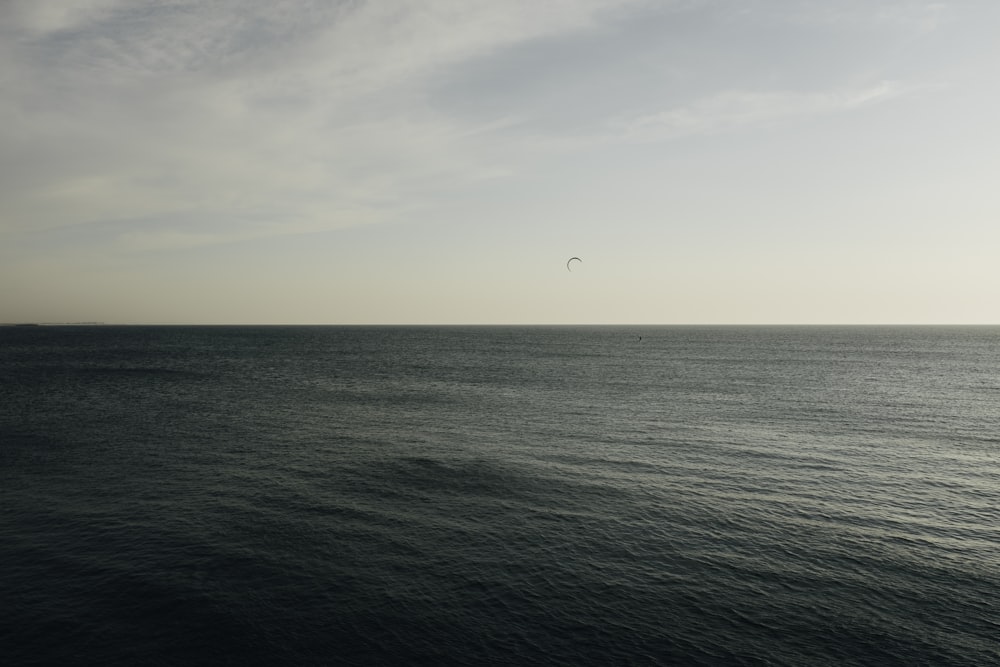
(771, 0), (950, 33)
(0, 0), (646, 248)
(615, 81), (913, 142)
(0, 0), (125, 35)
(0, 0), (962, 252)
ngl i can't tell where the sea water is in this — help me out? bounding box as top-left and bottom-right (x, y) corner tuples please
(2, 326), (998, 665)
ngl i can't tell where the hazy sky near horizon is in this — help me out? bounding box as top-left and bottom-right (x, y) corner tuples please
(2, 0), (998, 324)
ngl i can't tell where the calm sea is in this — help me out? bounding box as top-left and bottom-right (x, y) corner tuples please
(2, 326), (998, 665)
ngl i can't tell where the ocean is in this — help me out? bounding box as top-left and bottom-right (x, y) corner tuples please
(1, 325), (998, 665)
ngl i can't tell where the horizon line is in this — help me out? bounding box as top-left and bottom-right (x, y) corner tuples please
(4, 322), (999, 328)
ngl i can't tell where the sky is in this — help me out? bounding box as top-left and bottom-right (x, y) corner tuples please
(2, 0), (998, 324)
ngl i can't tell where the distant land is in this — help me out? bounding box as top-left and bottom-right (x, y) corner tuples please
(0, 322), (106, 327)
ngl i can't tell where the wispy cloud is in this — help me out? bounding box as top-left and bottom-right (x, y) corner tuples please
(0, 0), (646, 248)
(770, 0), (951, 34)
(615, 81), (914, 142)
(0, 0), (963, 253)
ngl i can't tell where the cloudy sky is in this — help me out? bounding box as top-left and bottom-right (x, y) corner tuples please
(2, 0), (997, 324)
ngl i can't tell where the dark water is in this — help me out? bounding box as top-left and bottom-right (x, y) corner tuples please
(2, 325), (998, 666)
